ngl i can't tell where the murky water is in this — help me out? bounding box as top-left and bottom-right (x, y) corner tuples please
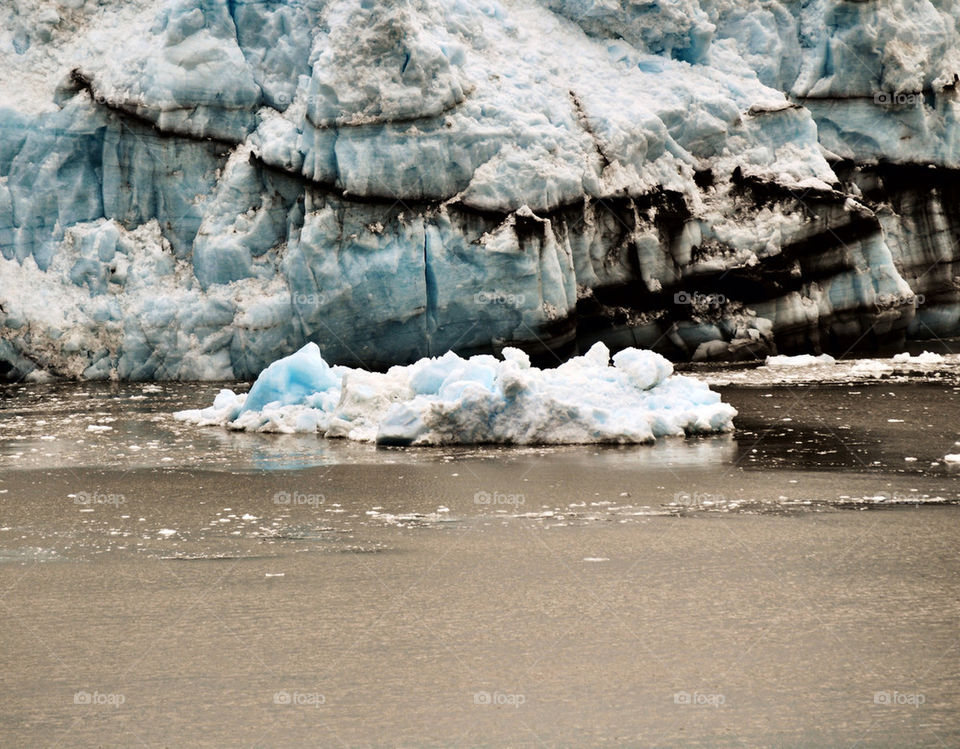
(1, 367), (959, 746)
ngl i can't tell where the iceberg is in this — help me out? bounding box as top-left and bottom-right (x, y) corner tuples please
(1, 0), (959, 381)
(174, 342), (737, 445)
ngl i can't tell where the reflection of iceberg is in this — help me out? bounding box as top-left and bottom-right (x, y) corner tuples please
(200, 428), (358, 472)
(175, 342), (737, 446)
(606, 434), (738, 468)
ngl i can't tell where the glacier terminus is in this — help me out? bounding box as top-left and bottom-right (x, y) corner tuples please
(1, 0), (959, 381)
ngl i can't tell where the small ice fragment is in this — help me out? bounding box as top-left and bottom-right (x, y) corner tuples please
(583, 557), (610, 562)
(265, 573), (285, 577)
(765, 354), (835, 367)
(158, 528), (176, 537)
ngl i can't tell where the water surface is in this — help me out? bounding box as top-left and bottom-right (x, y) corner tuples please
(1, 369), (958, 747)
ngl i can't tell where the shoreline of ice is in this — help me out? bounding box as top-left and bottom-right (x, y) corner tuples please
(174, 342), (737, 446)
(696, 351), (960, 387)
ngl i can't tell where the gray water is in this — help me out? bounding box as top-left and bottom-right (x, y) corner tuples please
(1, 372), (959, 747)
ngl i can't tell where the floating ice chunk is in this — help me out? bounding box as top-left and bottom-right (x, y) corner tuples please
(240, 342), (341, 413)
(176, 343), (736, 446)
(893, 351), (946, 365)
(945, 454), (960, 464)
(764, 354), (836, 367)
(850, 359), (894, 376)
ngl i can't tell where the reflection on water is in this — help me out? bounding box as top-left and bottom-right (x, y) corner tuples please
(1, 373), (958, 484)
(3, 371), (960, 749)
(0, 380), (740, 472)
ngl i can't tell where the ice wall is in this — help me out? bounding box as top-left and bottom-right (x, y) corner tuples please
(1, 0), (958, 381)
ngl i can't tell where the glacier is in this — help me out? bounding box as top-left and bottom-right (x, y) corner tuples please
(1, 0), (959, 381)
(174, 341), (737, 444)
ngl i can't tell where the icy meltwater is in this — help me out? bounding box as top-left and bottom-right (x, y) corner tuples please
(2, 355), (959, 509)
(2, 358), (960, 747)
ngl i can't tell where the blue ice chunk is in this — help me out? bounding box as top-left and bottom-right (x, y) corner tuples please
(240, 342), (341, 413)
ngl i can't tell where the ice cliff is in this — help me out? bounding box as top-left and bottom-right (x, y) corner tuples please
(1, 0), (959, 381)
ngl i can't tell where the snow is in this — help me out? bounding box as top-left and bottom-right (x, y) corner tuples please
(175, 341), (737, 445)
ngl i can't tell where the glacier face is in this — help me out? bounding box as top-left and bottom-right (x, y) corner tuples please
(0, 0), (959, 381)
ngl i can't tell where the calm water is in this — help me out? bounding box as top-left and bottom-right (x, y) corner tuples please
(1, 369), (959, 747)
